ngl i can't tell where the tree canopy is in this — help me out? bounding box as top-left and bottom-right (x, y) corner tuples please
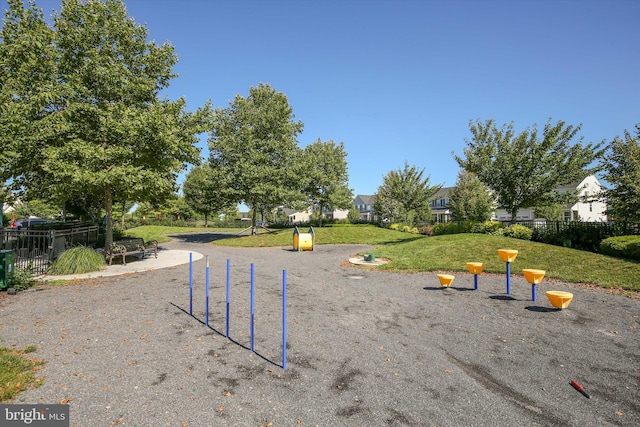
(600, 124), (640, 223)
(454, 119), (604, 222)
(374, 162), (441, 227)
(0, 0), (211, 246)
(208, 83), (304, 233)
(448, 169), (495, 222)
(302, 138), (353, 226)
(182, 163), (235, 227)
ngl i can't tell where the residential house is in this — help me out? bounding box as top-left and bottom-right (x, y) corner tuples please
(354, 194), (376, 222)
(430, 187), (452, 223)
(430, 175), (607, 223)
(284, 206), (349, 224)
(491, 175), (607, 222)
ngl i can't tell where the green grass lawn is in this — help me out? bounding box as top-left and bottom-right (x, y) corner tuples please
(0, 346), (44, 402)
(124, 225), (640, 294)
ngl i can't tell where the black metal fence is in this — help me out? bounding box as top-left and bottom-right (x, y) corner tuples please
(499, 220), (640, 252)
(0, 225), (99, 276)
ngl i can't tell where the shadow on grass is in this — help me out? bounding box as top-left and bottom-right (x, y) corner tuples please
(168, 233), (238, 244)
(170, 302), (283, 369)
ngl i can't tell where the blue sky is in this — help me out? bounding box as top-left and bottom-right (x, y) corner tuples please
(27, 0), (640, 195)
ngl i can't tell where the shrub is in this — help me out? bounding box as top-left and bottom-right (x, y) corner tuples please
(502, 224), (533, 240)
(418, 224), (433, 236)
(481, 221), (502, 234)
(432, 222), (466, 235)
(600, 236), (640, 260)
(48, 246), (106, 275)
(12, 264), (36, 291)
(402, 225), (412, 233)
(389, 223), (400, 231)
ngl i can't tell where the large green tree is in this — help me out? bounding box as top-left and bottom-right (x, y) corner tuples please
(374, 162), (441, 227)
(454, 119), (604, 222)
(448, 169), (495, 222)
(600, 124), (640, 223)
(208, 83), (305, 234)
(183, 163), (235, 227)
(302, 138), (353, 226)
(0, 0), (211, 246)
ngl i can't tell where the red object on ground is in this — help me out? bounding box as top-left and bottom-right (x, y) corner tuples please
(571, 380), (591, 399)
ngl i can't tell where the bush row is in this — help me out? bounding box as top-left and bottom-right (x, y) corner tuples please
(600, 236), (640, 261)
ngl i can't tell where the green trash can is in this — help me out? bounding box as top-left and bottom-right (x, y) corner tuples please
(0, 249), (15, 290)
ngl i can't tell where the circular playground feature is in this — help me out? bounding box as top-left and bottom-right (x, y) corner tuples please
(348, 255), (390, 266)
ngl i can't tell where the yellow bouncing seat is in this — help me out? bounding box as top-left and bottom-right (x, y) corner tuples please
(546, 291), (574, 309)
(498, 249), (518, 263)
(437, 274), (455, 287)
(522, 269), (545, 284)
(466, 262), (484, 274)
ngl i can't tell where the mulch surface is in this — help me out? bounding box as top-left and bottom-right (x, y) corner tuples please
(1, 234), (639, 426)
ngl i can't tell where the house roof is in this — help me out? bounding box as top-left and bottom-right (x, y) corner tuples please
(355, 194), (375, 205)
(431, 187), (453, 199)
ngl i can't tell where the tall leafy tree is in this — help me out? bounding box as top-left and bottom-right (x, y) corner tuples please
(0, 0), (211, 247)
(454, 119), (604, 222)
(0, 0), (55, 208)
(183, 163), (235, 227)
(449, 169), (495, 222)
(209, 83), (304, 234)
(374, 161), (441, 227)
(302, 138), (353, 226)
(533, 203), (563, 221)
(599, 124), (640, 223)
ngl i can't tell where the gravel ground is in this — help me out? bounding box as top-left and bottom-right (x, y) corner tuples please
(1, 233), (639, 427)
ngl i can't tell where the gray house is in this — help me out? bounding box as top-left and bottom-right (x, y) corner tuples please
(354, 194), (376, 222)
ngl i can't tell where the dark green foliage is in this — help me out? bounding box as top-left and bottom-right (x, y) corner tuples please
(0, 0), (211, 249)
(530, 221), (630, 252)
(600, 124), (640, 223)
(11, 264), (35, 291)
(600, 236), (640, 260)
(374, 162), (441, 227)
(449, 170), (495, 222)
(302, 139), (353, 226)
(454, 119), (604, 222)
(48, 245), (106, 275)
(500, 224), (533, 240)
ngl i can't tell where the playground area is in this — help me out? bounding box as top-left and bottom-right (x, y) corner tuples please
(0, 234), (638, 426)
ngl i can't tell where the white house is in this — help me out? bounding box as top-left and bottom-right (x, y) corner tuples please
(285, 207), (349, 224)
(492, 175), (607, 222)
(430, 175), (608, 223)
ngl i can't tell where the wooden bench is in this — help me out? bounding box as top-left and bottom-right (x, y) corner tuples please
(105, 238), (158, 265)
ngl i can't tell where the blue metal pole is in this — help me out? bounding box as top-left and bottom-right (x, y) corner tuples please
(532, 284), (537, 301)
(250, 264), (255, 352)
(226, 259), (230, 338)
(205, 255), (210, 326)
(474, 274), (478, 291)
(189, 253), (193, 316)
(506, 261), (511, 295)
(283, 269), (287, 370)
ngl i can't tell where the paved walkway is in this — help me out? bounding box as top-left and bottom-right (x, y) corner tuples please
(39, 248), (204, 281)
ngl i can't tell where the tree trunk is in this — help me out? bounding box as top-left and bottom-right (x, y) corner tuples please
(251, 208), (258, 235)
(105, 186), (114, 249)
(204, 213), (208, 227)
(509, 209), (517, 224)
(121, 201), (126, 228)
